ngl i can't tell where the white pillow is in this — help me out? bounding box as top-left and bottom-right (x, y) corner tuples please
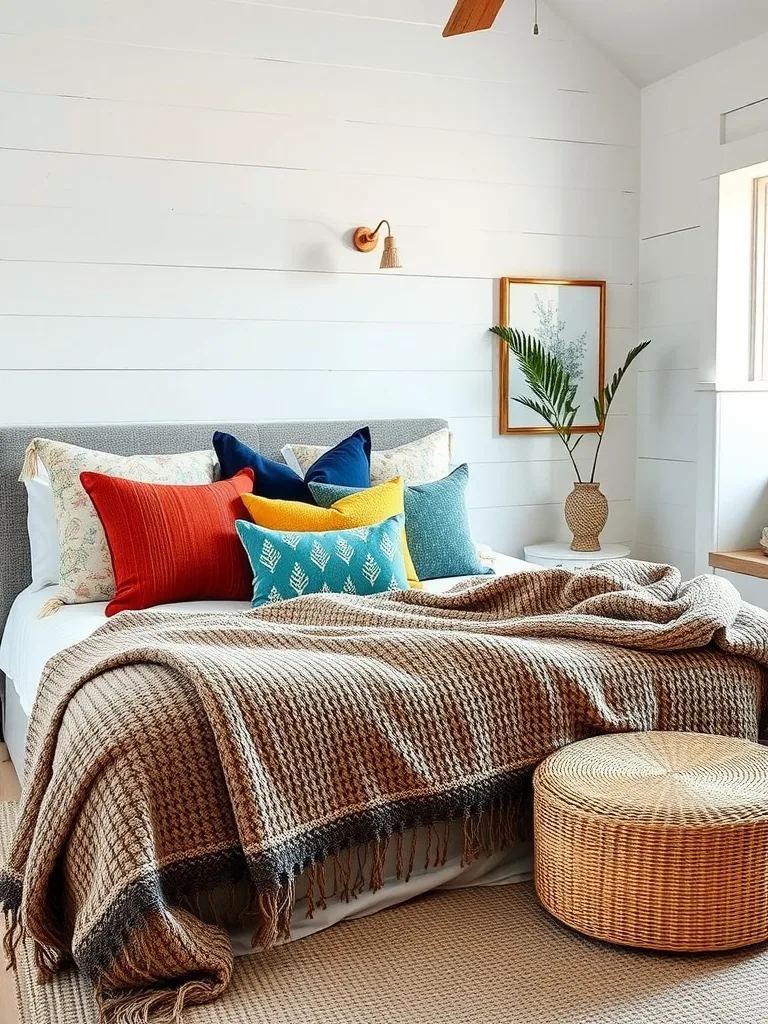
(281, 446), (305, 478)
(282, 428), (453, 486)
(24, 465), (61, 593)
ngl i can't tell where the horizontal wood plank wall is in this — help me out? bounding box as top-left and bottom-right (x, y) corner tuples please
(636, 31), (768, 578)
(0, 0), (640, 556)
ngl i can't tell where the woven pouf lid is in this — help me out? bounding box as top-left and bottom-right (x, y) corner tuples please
(533, 731), (768, 952)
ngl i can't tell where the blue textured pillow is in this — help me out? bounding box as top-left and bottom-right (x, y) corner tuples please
(214, 427), (372, 504)
(309, 464), (493, 581)
(236, 515), (408, 607)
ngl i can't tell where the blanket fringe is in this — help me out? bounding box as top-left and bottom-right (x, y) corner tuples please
(34, 940), (63, 982)
(2, 907), (24, 972)
(100, 978), (214, 1024)
(249, 798), (527, 950)
(251, 876), (295, 949)
(3, 905), (68, 981)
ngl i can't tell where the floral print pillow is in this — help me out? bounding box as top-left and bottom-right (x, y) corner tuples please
(282, 429), (453, 487)
(20, 439), (217, 613)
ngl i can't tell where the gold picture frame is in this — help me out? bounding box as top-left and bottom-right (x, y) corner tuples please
(498, 277), (606, 435)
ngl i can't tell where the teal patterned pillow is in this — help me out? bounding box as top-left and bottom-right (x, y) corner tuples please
(235, 515), (409, 607)
(309, 464), (493, 581)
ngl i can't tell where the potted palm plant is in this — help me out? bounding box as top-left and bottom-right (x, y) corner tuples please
(490, 327), (651, 551)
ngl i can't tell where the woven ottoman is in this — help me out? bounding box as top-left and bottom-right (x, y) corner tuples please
(533, 731), (768, 952)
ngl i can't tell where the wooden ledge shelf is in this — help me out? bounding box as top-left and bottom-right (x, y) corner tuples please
(709, 549), (768, 580)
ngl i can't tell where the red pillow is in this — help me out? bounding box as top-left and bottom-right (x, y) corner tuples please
(80, 467), (255, 616)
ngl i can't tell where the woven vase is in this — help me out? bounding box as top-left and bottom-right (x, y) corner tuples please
(564, 482), (609, 552)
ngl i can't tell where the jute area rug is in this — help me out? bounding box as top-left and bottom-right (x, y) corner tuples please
(2, 802), (766, 1023)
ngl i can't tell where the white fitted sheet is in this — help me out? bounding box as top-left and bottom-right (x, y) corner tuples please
(0, 588), (251, 716)
(230, 824), (533, 953)
(0, 552), (536, 717)
(0, 552), (538, 950)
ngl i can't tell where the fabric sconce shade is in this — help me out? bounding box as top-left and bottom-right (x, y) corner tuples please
(379, 235), (401, 269)
(352, 219), (402, 269)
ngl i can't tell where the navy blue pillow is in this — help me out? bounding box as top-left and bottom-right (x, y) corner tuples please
(305, 427), (371, 489)
(214, 431), (312, 502)
(213, 427), (371, 504)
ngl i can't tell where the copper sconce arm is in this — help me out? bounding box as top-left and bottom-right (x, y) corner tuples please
(352, 219), (402, 269)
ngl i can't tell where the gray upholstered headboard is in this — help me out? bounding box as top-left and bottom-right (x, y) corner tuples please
(0, 418), (448, 635)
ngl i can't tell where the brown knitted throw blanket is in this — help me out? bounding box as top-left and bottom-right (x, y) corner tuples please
(2, 561), (767, 1021)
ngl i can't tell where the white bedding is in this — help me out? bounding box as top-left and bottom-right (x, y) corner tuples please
(233, 822), (533, 954)
(0, 552), (536, 717)
(0, 551), (538, 950)
(0, 588), (250, 716)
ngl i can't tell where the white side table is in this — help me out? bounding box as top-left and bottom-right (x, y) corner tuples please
(524, 542), (631, 571)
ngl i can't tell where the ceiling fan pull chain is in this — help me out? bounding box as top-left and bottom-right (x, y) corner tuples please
(533, 0), (539, 35)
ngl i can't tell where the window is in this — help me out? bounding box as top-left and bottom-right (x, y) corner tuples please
(753, 176), (768, 379)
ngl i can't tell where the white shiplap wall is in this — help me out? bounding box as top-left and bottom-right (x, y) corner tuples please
(0, 0), (640, 555)
(637, 31), (768, 577)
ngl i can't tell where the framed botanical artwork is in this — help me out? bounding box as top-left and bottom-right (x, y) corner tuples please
(498, 277), (606, 435)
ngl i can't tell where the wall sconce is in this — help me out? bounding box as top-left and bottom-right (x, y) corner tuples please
(352, 219), (402, 269)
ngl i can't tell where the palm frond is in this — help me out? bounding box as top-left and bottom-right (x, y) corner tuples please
(587, 338), (652, 481)
(491, 326), (580, 430)
(512, 395), (560, 430)
(599, 339), (652, 422)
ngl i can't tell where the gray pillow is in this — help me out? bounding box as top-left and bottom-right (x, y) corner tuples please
(309, 464), (493, 581)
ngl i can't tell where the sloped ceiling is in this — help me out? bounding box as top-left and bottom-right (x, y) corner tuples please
(545, 0), (768, 86)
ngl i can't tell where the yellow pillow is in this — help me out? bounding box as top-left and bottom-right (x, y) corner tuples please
(240, 478), (421, 588)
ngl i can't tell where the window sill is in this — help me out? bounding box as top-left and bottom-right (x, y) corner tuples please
(698, 382), (768, 393)
(709, 549), (768, 579)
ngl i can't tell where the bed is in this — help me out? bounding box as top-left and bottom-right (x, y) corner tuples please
(0, 418), (537, 961)
(0, 417), (535, 774)
(2, 418), (765, 1022)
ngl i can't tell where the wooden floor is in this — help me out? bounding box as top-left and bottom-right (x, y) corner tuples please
(0, 744), (21, 1024)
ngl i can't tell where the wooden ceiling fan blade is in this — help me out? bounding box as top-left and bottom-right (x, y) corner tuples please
(442, 0), (505, 37)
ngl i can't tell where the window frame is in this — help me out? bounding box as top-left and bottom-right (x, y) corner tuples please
(752, 176), (768, 380)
